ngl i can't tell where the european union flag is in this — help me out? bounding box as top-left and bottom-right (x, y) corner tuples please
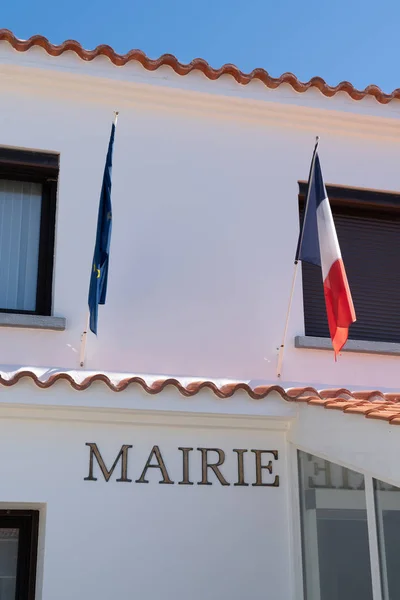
(88, 121), (116, 335)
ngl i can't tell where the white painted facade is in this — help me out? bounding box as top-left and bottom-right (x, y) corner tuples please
(0, 385), (293, 600)
(0, 38), (398, 600)
(2, 40), (400, 388)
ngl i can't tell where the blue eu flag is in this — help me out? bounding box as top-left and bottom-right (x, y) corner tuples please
(88, 121), (116, 335)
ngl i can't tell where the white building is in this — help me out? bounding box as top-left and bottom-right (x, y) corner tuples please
(0, 28), (398, 600)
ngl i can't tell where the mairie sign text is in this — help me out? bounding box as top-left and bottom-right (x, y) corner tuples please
(84, 444), (280, 487)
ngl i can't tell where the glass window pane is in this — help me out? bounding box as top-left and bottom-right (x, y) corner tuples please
(374, 478), (400, 599)
(0, 179), (42, 311)
(0, 528), (19, 599)
(298, 451), (373, 600)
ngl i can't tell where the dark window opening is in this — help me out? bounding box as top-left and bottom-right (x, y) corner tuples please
(0, 509), (39, 600)
(0, 147), (58, 316)
(298, 182), (400, 343)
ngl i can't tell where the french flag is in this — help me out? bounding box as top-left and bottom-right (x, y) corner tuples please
(296, 145), (356, 358)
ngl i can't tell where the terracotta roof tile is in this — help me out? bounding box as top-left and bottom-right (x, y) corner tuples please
(366, 410), (400, 422)
(378, 393), (400, 402)
(351, 391), (387, 401)
(318, 388), (353, 400)
(321, 399), (360, 410)
(0, 368), (399, 426)
(306, 397), (332, 407)
(323, 399), (362, 410)
(0, 29), (399, 105)
(343, 404), (385, 416)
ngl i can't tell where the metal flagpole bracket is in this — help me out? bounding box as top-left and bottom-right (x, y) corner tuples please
(79, 311), (90, 368)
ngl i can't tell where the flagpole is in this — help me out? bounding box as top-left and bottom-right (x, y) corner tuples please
(276, 263), (299, 378)
(276, 136), (320, 379)
(79, 111), (119, 369)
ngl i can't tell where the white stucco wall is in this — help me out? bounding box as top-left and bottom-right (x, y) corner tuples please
(0, 42), (399, 391)
(0, 39), (399, 600)
(0, 383), (293, 600)
(0, 377), (398, 600)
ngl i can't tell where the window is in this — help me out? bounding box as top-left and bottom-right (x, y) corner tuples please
(0, 510), (39, 600)
(298, 451), (373, 600)
(374, 478), (400, 599)
(0, 147), (58, 316)
(299, 183), (400, 343)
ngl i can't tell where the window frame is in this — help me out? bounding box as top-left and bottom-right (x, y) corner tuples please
(291, 444), (386, 600)
(298, 182), (400, 345)
(0, 147), (58, 316)
(0, 509), (39, 600)
(298, 181), (400, 216)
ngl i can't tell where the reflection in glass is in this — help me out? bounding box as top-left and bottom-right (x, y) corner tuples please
(298, 451), (373, 600)
(374, 478), (400, 599)
(0, 528), (19, 599)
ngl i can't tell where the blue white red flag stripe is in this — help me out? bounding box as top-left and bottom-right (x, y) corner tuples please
(296, 150), (356, 357)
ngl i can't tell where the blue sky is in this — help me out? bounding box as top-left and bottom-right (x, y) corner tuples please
(2, 0), (398, 92)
